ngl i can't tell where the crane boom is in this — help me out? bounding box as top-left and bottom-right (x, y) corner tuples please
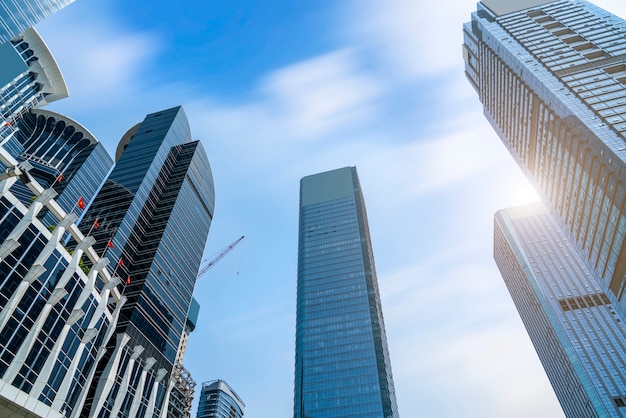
(196, 235), (245, 279)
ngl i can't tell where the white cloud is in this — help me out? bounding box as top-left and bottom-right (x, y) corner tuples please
(261, 49), (383, 138)
(37, 12), (160, 109)
(346, 0), (477, 78)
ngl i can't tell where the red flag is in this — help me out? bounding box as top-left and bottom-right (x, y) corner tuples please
(107, 239), (114, 249)
(56, 174), (63, 183)
(118, 258), (124, 266)
(126, 276), (131, 285)
(93, 219), (99, 228)
(77, 197), (85, 209)
(3, 121), (10, 126)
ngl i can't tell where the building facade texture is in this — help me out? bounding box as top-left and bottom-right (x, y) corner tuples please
(294, 166), (398, 418)
(464, 0), (626, 415)
(77, 106), (215, 418)
(0, 106), (214, 418)
(196, 379), (245, 418)
(0, 0), (75, 45)
(5, 109), (113, 224)
(494, 203), (626, 417)
(0, 4), (215, 418)
(0, 107), (125, 418)
(1, 27), (69, 140)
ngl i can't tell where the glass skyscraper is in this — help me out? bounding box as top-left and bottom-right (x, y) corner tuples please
(196, 379), (245, 418)
(0, 137), (123, 418)
(294, 166), (398, 418)
(0, 4), (216, 418)
(464, 0), (626, 415)
(495, 203), (626, 416)
(78, 106), (215, 418)
(0, 0), (76, 44)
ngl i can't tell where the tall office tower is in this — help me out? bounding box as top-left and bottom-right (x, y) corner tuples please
(0, 110), (125, 418)
(78, 106), (215, 418)
(463, 0), (626, 318)
(0, 0), (75, 45)
(294, 167), (398, 418)
(494, 202), (626, 416)
(196, 379), (245, 418)
(463, 0), (626, 416)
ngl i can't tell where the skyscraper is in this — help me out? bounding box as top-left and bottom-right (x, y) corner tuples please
(294, 166), (398, 418)
(494, 202), (626, 416)
(78, 106), (215, 417)
(196, 379), (245, 418)
(0, 3), (216, 417)
(0, 99), (124, 418)
(464, 0), (626, 415)
(0, 0), (76, 44)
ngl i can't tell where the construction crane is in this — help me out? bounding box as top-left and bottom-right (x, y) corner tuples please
(196, 235), (245, 279)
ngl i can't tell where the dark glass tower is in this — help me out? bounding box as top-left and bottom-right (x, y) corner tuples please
(196, 379), (245, 418)
(79, 106), (215, 417)
(294, 166), (398, 418)
(464, 0), (626, 415)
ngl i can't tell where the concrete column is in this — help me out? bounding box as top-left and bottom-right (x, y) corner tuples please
(0, 188), (56, 262)
(127, 357), (156, 418)
(89, 333), (131, 416)
(3, 287), (67, 382)
(145, 368), (168, 418)
(30, 305), (84, 396)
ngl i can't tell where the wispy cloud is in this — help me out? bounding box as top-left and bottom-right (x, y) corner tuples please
(261, 49), (383, 138)
(344, 0), (477, 78)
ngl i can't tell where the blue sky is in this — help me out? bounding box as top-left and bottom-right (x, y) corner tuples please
(35, 1), (626, 417)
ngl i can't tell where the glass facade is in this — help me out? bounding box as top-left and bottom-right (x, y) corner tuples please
(0, 27), (69, 141)
(294, 167), (398, 418)
(0, 0), (75, 45)
(495, 203), (626, 417)
(464, 0), (626, 318)
(464, 0), (626, 416)
(78, 106), (215, 418)
(0, 119), (124, 418)
(196, 379), (245, 418)
(3, 109), (113, 224)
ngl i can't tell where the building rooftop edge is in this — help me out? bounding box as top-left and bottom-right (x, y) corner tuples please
(200, 379), (245, 408)
(20, 27), (69, 103)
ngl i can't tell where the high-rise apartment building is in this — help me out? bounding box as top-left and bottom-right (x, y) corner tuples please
(464, 0), (626, 415)
(294, 166), (398, 418)
(464, 0), (626, 317)
(0, 0), (76, 44)
(196, 379), (245, 418)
